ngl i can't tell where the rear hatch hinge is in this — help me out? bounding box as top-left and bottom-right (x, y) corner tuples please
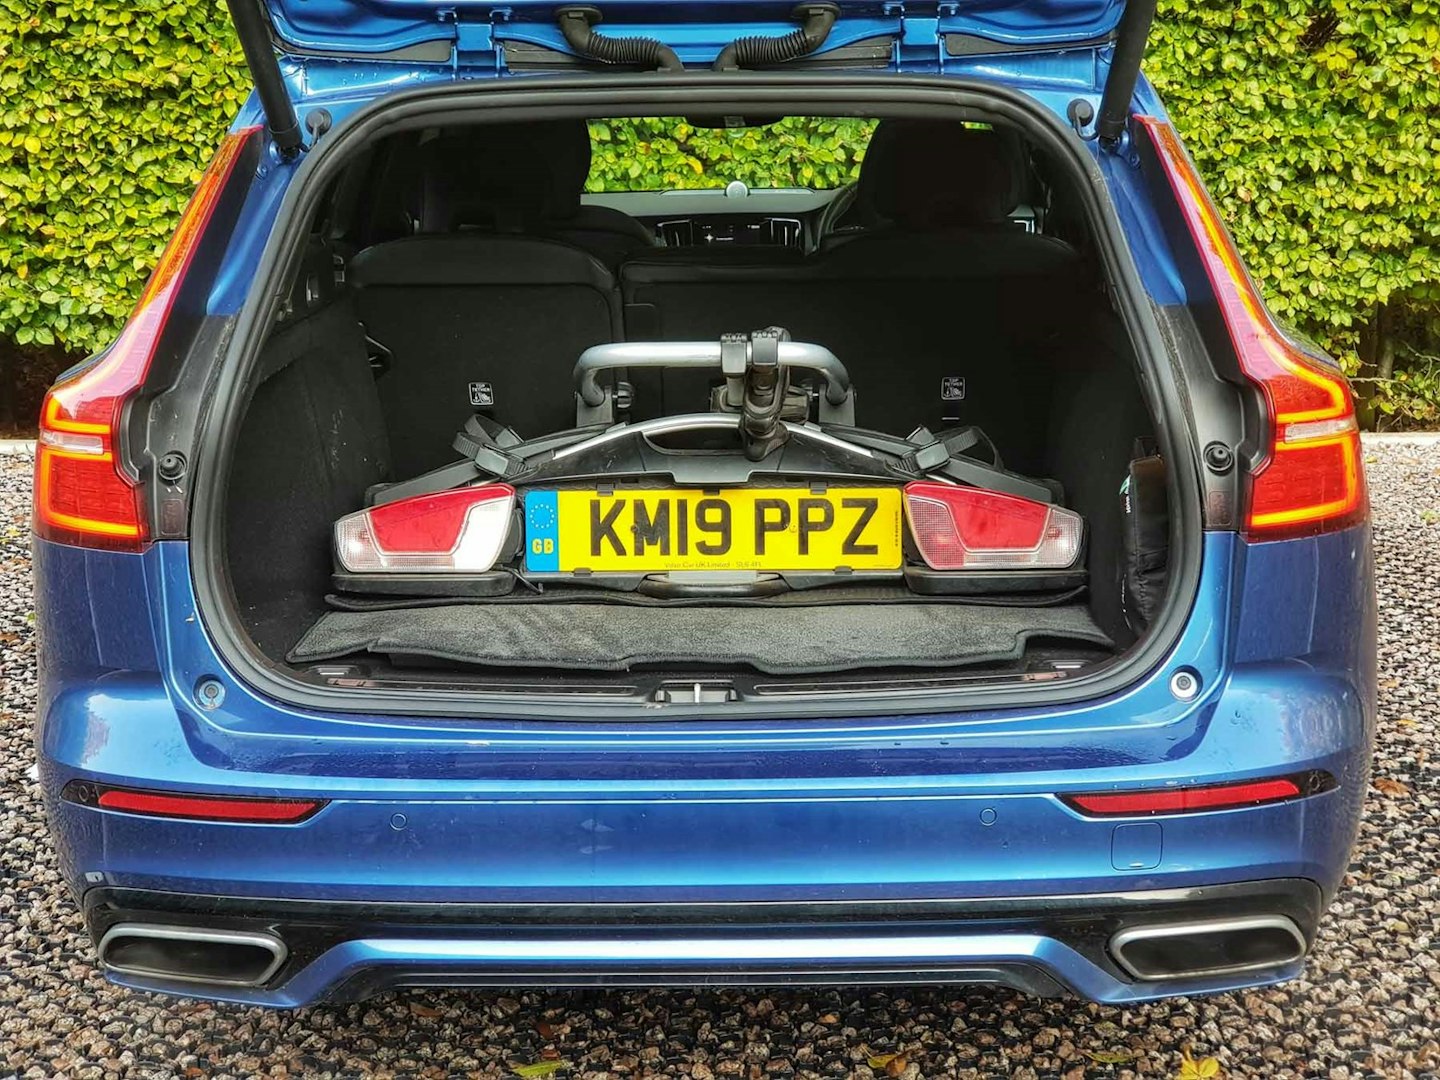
(883, 1), (946, 69)
(438, 7), (505, 73)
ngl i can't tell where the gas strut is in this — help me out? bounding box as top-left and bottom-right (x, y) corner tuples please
(713, 3), (840, 71)
(224, 0), (303, 156)
(556, 7), (684, 71)
(1095, 0), (1159, 150)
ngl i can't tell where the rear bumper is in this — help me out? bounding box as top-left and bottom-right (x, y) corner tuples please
(47, 767), (1364, 1006)
(35, 527), (1376, 1004)
(85, 880), (1320, 1007)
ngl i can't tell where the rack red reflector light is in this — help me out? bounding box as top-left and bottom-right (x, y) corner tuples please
(1063, 777), (1313, 817)
(1136, 116), (1365, 541)
(34, 128), (258, 551)
(335, 484), (516, 573)
(68, 784), (324, 824)
(903, 481), (1082, 571)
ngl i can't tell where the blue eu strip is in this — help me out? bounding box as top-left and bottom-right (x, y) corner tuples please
(524, 490), (560, 572)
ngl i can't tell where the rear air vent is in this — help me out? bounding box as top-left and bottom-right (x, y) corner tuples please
(656, 219), (695, 247)
(653, 217), (803, 249)
(763, 217), (802, 247)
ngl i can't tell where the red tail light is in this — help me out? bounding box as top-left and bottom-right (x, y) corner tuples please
(903, 481), (1082, 570)
(335, 484), (517, 573)
(1137, 117), (1365, 541)
(1062, 776), (1313, 817)
(34, 128), (258, 551)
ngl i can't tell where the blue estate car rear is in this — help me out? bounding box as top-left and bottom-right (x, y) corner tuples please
(34, 0), (1374, 1005)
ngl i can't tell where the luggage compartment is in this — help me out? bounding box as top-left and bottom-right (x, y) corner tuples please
(211, 107), (1183, 708)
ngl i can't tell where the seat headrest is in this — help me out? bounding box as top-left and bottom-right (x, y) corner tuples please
(412, 121), (593, 233)
(857, 121), (1026, 230)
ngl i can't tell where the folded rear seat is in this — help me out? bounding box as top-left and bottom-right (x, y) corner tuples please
(352, 235), (621, 478)
(349, 127), (625, 477)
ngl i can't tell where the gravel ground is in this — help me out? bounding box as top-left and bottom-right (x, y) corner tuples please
(1, 444), (1436, 1080)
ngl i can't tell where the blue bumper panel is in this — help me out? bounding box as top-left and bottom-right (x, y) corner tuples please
(35, 528), (1373, 904)
(47, 785), (1351, 903)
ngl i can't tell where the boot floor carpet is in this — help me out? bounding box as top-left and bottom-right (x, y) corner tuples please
(289, 602), (1112, 675)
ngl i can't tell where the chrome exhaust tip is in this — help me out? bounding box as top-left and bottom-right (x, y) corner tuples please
(1110, 915), (1306, 981)
(98, 924), (287, 987)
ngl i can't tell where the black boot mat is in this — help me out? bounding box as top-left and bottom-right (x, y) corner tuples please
(289, 601), (1112, 675)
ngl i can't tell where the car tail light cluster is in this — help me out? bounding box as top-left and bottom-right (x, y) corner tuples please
(1138, 116), (1365, 541)
(903, 481), (1082, 570)
(34, 128), (258, 552)
(335, 484), (516, 573)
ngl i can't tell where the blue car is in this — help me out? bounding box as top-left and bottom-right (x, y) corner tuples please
(34, 0), (1374, 1007)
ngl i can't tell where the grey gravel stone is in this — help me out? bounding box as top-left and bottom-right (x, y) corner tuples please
(1, 444), (1436, 1078)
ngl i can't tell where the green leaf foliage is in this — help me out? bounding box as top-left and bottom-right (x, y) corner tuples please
(585, 116), (875, 193)
(0, 0), (249, 358)
(1149, 0), (1440, 423)
(2, 0), (1438, 425)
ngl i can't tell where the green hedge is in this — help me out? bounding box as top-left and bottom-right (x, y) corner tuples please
(0, 0), (249, 354)
(586, 117), (874, 192)
(1148, 0), (1440, 426)
(3, 0), (1438, 426)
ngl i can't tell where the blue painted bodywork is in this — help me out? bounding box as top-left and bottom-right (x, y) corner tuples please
(261, 0), (1126, 63)
(34, 26), (1376, 1004)
(37, 526), (1374, 1003)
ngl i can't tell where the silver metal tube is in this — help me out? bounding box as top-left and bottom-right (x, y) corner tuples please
(574, 340), (852, 407)
(551, 413), (874, 461)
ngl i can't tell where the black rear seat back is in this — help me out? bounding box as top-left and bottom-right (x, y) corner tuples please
(621, 247), (815, 418)
(531, 120), (656, 269)
(351, 234), (621, 478)
(348, 126), (629, 478)
(621, 256), (1075, 451)
(620, 121), (1084, 452)
(814, 121), (1083, 457)
(412, 122), (651, 268)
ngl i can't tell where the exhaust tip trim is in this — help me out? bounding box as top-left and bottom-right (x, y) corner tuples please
(1110, 916), (1306, 981)
(98, 923), (287, 988)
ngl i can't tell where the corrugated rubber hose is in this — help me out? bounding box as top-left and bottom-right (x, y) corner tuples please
(557, 7), (684, 72)
(713, 4), (840, 71)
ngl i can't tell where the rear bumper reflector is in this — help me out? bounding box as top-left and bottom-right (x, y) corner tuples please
(1062, 772), (1334, 817)
(63, 782), (324, 824)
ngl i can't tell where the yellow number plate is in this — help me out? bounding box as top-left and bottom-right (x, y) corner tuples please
(522, 487), (903, 574)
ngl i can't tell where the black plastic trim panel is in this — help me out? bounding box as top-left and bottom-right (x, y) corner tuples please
(84, 879), (1322, 999)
